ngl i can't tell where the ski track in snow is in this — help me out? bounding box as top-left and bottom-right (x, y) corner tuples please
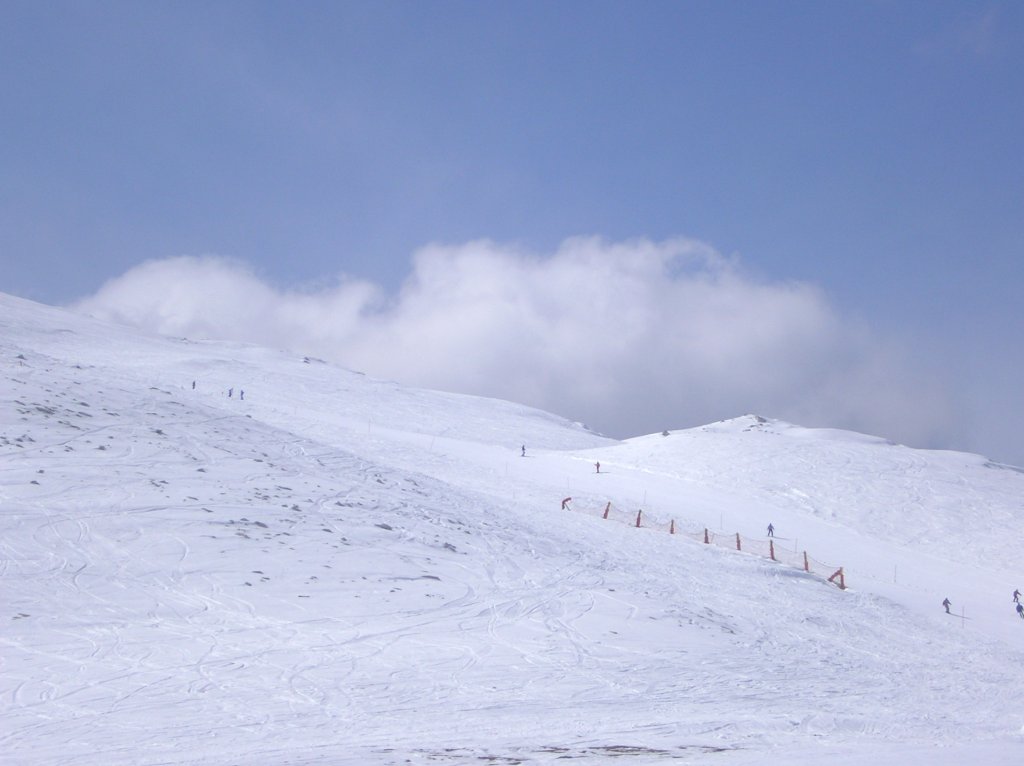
(2, 293), (1023, 766)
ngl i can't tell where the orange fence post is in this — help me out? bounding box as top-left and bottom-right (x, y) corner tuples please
(669, 519), (675, 535)
(602, 502), (610, 520)
(769, 539), (776, 561)
(704, 528), (709, 544)
(828, 568), (846, 590)
(803, 551), (809, 572)
(635, 510), (643, 528)
(735, 533), (741, 551)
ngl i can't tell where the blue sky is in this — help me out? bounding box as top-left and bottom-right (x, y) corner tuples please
(2, 1), (1022, 464)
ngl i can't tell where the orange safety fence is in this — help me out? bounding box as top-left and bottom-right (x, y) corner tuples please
(564, 499), (846, 589)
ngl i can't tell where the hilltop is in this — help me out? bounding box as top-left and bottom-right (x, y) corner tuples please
(2, 292), (1022, 765)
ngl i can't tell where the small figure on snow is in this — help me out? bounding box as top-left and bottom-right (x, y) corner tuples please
(1014, 588), (1020, 603)
(942, 597), (952, 614)
(595, 461), (601, 474)
(228, 387), (233, 398)
(561, 497), (572, 511)
(240, 390), (245, 401)
(192, 380), (196, 390)
(767, 523), (774, 537)
(1017, 603), (1024, 620)
(521, 445), (526, 457)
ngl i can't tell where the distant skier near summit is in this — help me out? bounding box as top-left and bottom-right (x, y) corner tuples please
(767, 523), (774, 537)
(1017, 603), (1024, 620)
(1014, 588), (1020, 603)
(943, 597), (951, 614)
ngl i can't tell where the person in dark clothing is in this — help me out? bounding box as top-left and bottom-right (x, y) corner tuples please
(942, 597), (951, 614)
(1017, 603), (1024, 619)
(1014, 588), (1021, 603)
(767, 523), (774, 537)
(521, 445), (526, 457)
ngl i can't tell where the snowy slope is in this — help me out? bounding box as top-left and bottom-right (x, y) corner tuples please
(2, 292), (1022, 766)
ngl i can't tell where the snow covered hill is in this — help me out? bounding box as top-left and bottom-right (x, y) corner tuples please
(2, 292), (1022, 766)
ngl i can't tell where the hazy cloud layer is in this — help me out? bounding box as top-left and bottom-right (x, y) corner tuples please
(74, 239), (956, 448)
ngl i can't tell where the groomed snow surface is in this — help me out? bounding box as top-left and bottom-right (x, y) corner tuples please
(2, 292), (1022, 765)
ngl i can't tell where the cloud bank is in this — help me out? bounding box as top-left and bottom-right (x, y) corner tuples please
(73, 238), (956, 448)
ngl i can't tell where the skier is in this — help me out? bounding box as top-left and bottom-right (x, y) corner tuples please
(767, 523), (774, 537)
(561, 497), (572, 510)
(521, 445), (526, 457)
(942, 597), (951, 614)
(228, 387), (233, 398)
(240, 390), (245, 401)
(1014, 588), (1020, 603)
(1017, 603), (1024, 619)
(191, 380), (196, 390)
(595, 461), (601, 473)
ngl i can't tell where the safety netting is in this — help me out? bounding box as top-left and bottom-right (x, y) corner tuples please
(560, 498), (846, 589)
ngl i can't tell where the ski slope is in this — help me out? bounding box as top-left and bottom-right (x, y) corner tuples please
(2, 292), (1022, 765)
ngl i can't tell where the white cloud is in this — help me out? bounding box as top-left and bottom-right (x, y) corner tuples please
(73, 238), (957, 448)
